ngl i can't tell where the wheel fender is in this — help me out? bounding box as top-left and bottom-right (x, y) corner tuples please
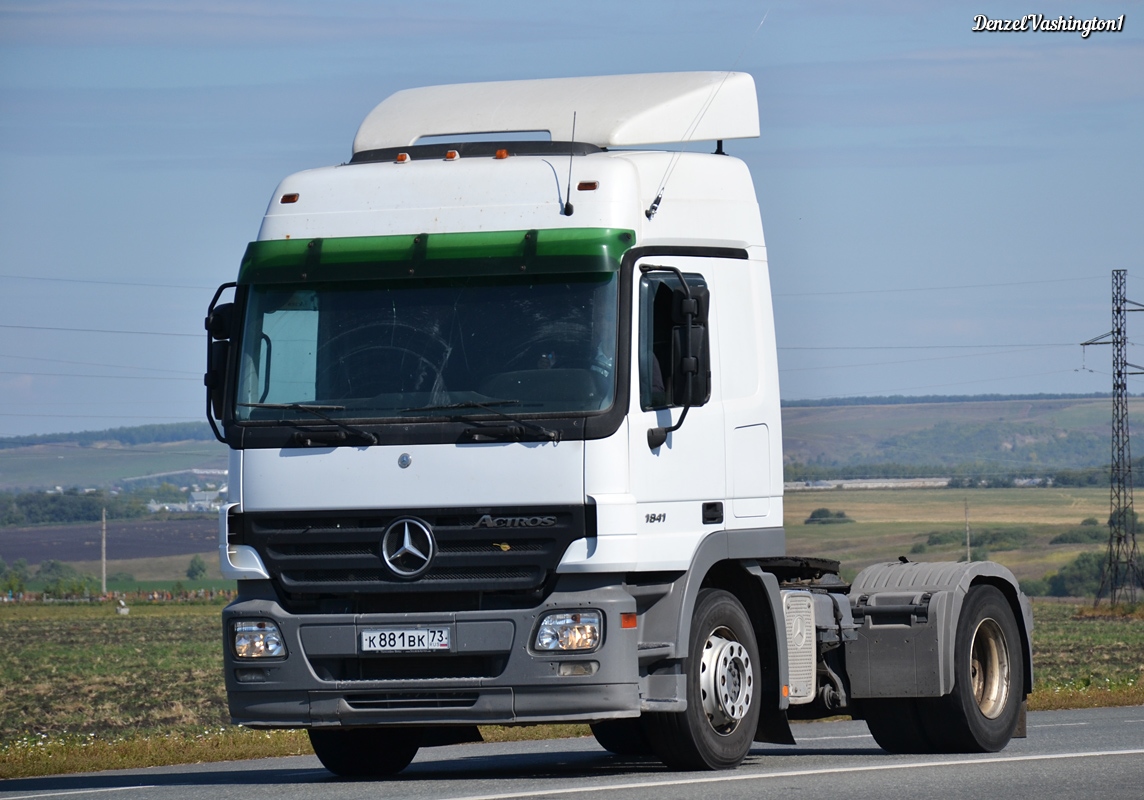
(847, 561), (1032, 698)
(638, 530), (789, 711)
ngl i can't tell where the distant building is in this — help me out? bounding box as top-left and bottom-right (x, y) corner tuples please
(189, 490), (223, 512)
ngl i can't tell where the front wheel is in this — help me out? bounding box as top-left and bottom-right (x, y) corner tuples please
(591, 719), (653, 756)
(643, 589), (761, 770)
(308, 727), (422, 777)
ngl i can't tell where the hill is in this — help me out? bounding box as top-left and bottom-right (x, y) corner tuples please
(0, 396), (1134, 489)
(0, 423), (225, 491)
(781, 395), (1140, 477)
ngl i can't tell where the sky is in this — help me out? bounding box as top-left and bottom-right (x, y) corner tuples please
(0, 0), (1141, 436)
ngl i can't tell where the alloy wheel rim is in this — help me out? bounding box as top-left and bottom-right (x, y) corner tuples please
(970, 617), (1011, 719)
(699, 627), (753, 734)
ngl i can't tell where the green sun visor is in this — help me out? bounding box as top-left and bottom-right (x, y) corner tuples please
(238, 228), (635, 285)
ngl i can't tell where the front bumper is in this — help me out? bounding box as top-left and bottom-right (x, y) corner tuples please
(222, 580), (641, 728)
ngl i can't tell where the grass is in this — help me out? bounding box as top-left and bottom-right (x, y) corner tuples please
(1026, 599), (1144, 710)
(2, 594), (1142, 779)
(63, 552), (224, 583)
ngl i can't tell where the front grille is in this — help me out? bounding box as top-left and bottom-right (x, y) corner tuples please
(238, 505), (590, 600)
(309, 656), (506, 681)
(344, 692), (480, 710)
(283, 567), (538, 585)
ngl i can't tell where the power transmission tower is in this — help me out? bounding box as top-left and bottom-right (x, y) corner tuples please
(1081, 269), (1144, 605)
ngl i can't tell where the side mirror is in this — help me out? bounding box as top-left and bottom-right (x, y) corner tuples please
(206, 302), (234, 341)
(206, 340), (230, 420)
(645, 276), (711, 449)
(204, 284), (237, 442)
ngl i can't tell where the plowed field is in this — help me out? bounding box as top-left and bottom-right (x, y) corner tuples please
(0, 517), (216, 565)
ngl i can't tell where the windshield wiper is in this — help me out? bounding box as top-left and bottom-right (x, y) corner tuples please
(403, 400), (521, 413)
(239, 403), (379, 445)
(401, 400), (561, 442)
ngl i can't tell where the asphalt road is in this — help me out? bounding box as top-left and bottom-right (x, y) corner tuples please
(3, 706), (1143, 800)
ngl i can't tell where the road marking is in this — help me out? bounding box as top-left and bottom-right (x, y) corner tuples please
(2, 787), (155, 799)
(438, 749), (1144, 800)
(1029, 722), (1090, 728)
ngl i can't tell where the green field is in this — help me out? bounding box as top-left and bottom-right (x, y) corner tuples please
(0, 462), (1139, 778)
(786, 487), (1110, 582)
(1, 594), (1141, 778)
(65, 552), (224, 583)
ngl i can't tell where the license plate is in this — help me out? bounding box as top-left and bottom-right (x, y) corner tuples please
(360, 627), (451, 653)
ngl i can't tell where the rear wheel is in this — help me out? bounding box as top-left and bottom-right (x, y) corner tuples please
(308, 727), (423, 777)
(644, 589), (761, 770)
(863, 585), (1024, 754)
(928, 584), (1024, 752)
(590, 719), (653, 756)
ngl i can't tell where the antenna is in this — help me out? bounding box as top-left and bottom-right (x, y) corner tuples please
(563, 111), (576, 217)
(646, 10), (770, 220)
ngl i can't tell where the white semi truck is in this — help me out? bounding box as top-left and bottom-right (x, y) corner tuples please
(206, 72), (1032, 775)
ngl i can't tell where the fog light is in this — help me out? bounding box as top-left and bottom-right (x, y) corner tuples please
(234, 667), (269, 683)
(535, 611), (601, 651)
(233, 620), (286, 658)
(558, 661), (599, 677)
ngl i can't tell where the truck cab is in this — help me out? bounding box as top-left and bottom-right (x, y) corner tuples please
(207, 73), (1031, 775)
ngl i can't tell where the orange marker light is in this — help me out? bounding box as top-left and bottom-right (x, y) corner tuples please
(280, 193), (299, 204)
(395, 153), (410, 163)
(782, 684), (790, 697)
(494, 148), (509, 160)
(445, 150), (459, 161)
(620, 613), (637, 629)
(577, 181), (599, 191)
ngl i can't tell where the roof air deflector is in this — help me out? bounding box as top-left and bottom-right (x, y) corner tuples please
(352, 72), (759, 154)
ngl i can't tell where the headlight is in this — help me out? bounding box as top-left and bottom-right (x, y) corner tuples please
(233, 620), (286, 658)
(534, 611), (602, 651)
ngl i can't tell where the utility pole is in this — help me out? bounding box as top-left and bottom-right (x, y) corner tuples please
(1081, 269), (1144, 605)
(965, 499), (971, 562)
(101, 507), (107, 596)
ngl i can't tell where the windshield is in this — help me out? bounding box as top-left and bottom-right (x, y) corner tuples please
(235, 273), (619, 422)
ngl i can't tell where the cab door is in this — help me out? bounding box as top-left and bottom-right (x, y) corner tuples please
(627, 256), (727, 568)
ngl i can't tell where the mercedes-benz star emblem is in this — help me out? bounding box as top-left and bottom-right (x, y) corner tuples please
(380, 517), (436, 579)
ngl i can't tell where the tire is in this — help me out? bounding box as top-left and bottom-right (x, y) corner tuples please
(591, 719), (654, 756)
(929, 584), (1024, 752)
(862, 585), (1024, 754)
(308, 727), (423, 777)
(643, 589), (761, 770)
(862, 698), (932, 754)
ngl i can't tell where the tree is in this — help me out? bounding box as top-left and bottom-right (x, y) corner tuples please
(36, 560), (96, 598)
(186, 554), (208, 581)
(1048, 552), (1105, 598)
(804, 508), (854, 525)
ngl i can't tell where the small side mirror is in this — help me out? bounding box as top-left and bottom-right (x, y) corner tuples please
(206, 302), (234, 341)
